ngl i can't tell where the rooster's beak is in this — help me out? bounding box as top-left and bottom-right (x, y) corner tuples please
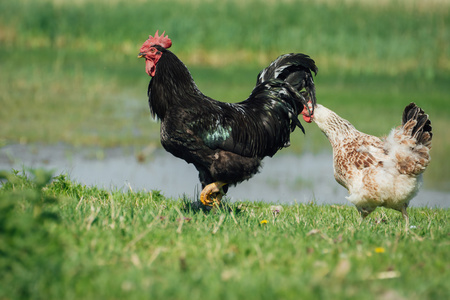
(138, 53), (145, 58)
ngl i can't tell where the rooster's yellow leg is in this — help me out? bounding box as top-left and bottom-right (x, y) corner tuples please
(200, 181), (227, 207)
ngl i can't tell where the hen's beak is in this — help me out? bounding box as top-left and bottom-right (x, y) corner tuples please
(138, 53), (145, 58)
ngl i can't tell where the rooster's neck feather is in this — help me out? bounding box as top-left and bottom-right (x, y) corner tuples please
(148, 49), (203, 119)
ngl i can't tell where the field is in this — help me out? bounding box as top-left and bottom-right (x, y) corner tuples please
(0, 1), (450, 298)
(1, 170), (449, 299)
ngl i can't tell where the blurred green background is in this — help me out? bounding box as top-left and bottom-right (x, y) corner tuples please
(0, 0), (449, 190)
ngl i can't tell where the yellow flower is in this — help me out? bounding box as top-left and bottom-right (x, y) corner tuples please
(260, 220), (268, 225)
(375, 247), (385, 253)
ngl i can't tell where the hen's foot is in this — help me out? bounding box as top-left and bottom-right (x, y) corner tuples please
(200, 182), (227, 207)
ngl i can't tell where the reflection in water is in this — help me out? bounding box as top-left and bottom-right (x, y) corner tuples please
(1, 144), (448, 207)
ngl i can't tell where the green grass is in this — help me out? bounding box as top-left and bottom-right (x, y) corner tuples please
(1, 169), (449, 299)
(2, 0), (448, 70)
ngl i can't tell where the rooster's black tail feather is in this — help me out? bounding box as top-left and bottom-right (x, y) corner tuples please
(257, 53), (318, 109)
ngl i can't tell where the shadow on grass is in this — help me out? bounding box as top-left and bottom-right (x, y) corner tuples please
(180, 194), (245, 215)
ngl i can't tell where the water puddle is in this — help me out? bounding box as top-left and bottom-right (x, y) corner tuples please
(1, 144), (448, 207)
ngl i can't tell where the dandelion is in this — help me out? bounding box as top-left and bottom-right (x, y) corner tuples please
(375, 247), (385, 253)
(260, 220), (268, 225)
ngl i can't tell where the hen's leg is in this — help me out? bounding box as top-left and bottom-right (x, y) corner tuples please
(401, 205), (410, 230)
(357, 207), (370, 224)
(200, 181), (227, 207)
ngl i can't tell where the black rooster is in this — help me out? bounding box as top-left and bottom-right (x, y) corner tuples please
(138, 31), (317, 206)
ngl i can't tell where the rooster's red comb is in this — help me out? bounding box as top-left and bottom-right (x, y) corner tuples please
(141, 30), (172, 50)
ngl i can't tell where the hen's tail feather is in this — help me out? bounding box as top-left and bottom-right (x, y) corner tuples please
(402, 102), (433, 148)
(391, 102), (432, 175)
(257, 53), (318, 109)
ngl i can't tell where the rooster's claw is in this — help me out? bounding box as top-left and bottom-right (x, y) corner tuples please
(200, 182), (226, 207)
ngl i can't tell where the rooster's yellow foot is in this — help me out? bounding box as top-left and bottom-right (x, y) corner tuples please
(200, 182), (227, 207)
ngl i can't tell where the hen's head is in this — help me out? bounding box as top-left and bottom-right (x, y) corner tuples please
(138, 30), (172, 77)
